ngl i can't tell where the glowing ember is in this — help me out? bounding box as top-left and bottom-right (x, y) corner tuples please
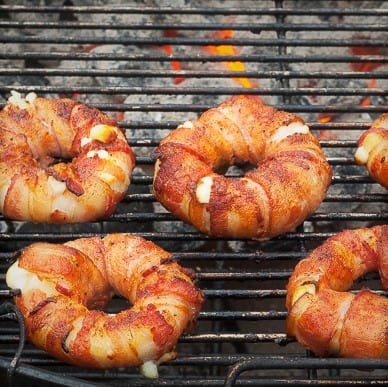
(318, 41), (386, 124)
(160, 30), (185, 84)
(351, 41), (386, 108)
(318, 115), (334, 124)
(204, 30), (256, 88)
(350, 44), (386, 72)
(82, 44), (102, 53)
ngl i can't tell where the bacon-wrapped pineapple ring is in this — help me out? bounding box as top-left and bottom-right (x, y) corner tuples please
(5, 234), (204, 377)
(355, 113), (388, 188)
(0, 91), (135, 223)
(153, 95), (332, 239)
(286, 225), (388, 359)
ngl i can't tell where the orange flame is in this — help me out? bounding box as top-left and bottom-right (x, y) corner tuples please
(351, 42), (386, 108)
(318, 115), (336, 124)
(318, 42), (386, 124)
(160, 30), (185, 84)
(350, 45), (385, 72)
(359, 78), (378, 107)
(204, 30), (256, 88)
(317, 112), (342, 140)
(82, 44), (102, 53)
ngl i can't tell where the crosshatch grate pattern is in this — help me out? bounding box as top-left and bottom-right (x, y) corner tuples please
(0, 1), (387, 386)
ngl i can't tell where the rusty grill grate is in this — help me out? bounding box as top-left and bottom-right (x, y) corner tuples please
(0, 1), (387, 386)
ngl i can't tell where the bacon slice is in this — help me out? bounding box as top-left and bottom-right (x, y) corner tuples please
(6, 234), (204, 377)
(0, 91), (135, 223)
(355, 114), (388, 188)
(153, 95), (332, 239)
(286, 225), (388, 359)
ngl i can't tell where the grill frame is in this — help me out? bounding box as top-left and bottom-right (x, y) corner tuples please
(0, 1), (387, 386)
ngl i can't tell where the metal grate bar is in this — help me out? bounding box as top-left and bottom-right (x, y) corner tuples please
(2, 21), (388, 32)
(0, 102), (385, 115)
(1, 53), (387, 63)
(2, 36), (387, 47)
(1, 85), (387, 96)
(224, 357), (388, 387)
(1, 69), (387, 79)
(1, 5), (388, 17)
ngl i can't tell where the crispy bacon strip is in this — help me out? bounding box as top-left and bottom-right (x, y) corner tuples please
(6, 234), (204, 377)
(286, 225), (388, 359)
(355, 114), (388, 188)
(153, 95), (332, 239)
(0, 91), (135, 223)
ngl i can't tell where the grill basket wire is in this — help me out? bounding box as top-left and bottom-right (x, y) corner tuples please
(0, 0), (387, 386)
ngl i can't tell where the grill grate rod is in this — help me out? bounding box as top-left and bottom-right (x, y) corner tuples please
(2, 21), (388, 32)
(0, 231), (386, 243)
(1, 69), (387, 80)
(224, 357), (388, 387)
(1, 53), (386, 64)
(2, 36), (387, 47)
(1, 86), (386, 98)
(1, 101), (384, 115)
(1, 5), (388, 17)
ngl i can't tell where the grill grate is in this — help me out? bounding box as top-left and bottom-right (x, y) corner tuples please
(0, 1), (387, 386)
